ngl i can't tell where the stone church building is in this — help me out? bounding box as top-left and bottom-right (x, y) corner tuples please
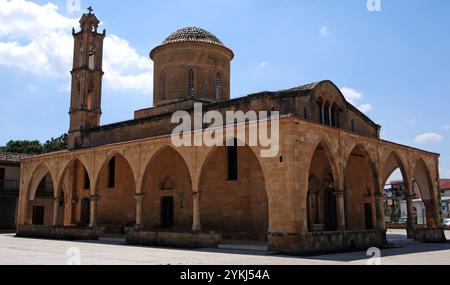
(17, 9), (445, 253)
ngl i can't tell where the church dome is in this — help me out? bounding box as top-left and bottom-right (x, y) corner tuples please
(161, 27), (224, 47)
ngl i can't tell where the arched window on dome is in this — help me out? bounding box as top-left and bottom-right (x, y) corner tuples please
(215, 72), (222, 101)
(188, 68), (195, 97)
(161, 71), (167, 101)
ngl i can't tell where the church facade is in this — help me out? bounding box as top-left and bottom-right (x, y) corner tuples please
(16, 9), (445, 254)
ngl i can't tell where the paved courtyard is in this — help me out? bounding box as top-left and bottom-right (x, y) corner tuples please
(0, 230), (449, 265)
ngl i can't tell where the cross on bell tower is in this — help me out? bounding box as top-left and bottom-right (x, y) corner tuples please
(68, 7), (106, 149)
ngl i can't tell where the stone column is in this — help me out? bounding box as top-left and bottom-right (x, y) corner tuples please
(89, 195), (99, 228)
(192, 191), (201, 232)
(135, 193), (145, 229)
(52, 196), (60, 226)
(405, 188), (415, 239)
(375, 192), (385, 230)
(328, 106), (333, 126)
(321, 104), (325, 124)
(336, 189), (346, 231)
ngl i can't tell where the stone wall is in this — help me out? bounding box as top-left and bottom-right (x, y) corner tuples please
(268, 230), (387, 254)
(16, 225), (98, 240)
(126, 229), (221, 248)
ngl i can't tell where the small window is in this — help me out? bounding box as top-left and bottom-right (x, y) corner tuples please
(303, 106), (308, 120)
(351, 119), (355, 132)
(188, 68), (195, 97)
(108, 157), (116, 188)
(161, 71), (167, 100)
(227, 139), (238, 181)
(215, 72), (222, 101)
(84, 169), (90, 190)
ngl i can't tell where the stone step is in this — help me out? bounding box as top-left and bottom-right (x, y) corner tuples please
(218, 240), (268, 251)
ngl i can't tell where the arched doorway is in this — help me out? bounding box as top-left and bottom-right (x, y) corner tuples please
(307, 142), (338, 232)
(141, 147), (192, 229)
(80, 198), (91, 226)
(94, 154), (136, 229)
(199, 141), (268, 241)
(344, 145), (378, 231)
(27, 164), (55, 226)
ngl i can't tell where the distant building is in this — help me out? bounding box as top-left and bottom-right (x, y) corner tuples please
(0, 153), (30, 229)
(440, 179), (450, 198)
(385, 179), (450, 224)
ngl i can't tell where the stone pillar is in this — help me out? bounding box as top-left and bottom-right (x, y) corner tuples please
(405, 187), (415, 239)
(336, 189), (346, 231)
(71, 198), (79, 226)
(53, 196), (60, 226)
(192, 191), (201, 232)
(321, 104), (325, 124)
(328, 106), (333, 126)
(375, 192), (385, 230)
(135, 193), (144, 229)
(89, 195), (99, 228)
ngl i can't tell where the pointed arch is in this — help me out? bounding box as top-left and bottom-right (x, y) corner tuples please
(412, 157), (439, 227)
(54, 157), (92, 226)
(382, 151), (409, 187)
(306, 139), (340, 188)
(306, 140), (340, 232)
(93, 152), (137, 226)
(141, 145), (193, 228)
(28, 162), (56, 201)
(344, 144), (380, 230)
(198, 137), (268, 241)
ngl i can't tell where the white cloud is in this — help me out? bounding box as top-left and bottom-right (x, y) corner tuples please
(340, 87), (373, 114)
(442, 124), (450, 130)
(414, 132), (443, 144)
(358, 104), (372, 113)
(320, 26), (329, 37)
(0, 0), (152, 94)
(259, 61), (268, 68)
(27, 85), (37, 92)
(66, 0), (81, 14)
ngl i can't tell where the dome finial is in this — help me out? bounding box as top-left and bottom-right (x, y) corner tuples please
(87, 6), (93, 14)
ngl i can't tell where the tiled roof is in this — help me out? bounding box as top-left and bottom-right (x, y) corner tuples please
(441, 179), (450, 190)
(0, 153), (33, 164)
(161, 27), (224, 47)
(283, 82), (321, 92)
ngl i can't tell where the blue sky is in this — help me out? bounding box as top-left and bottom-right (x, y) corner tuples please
(0, 0), (449, 178)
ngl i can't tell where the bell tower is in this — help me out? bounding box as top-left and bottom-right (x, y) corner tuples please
(68, 7), (105, 149)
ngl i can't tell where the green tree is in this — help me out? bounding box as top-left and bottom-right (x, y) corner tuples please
(0, 134), (68, 154)
(43, 134), (68, 153)
(0, 140), (43, 154)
